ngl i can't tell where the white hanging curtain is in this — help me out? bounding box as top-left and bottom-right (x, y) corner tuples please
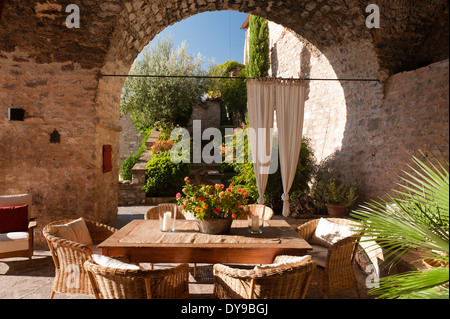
(275, 81), (306, 217)
(247, 80), (275, 205)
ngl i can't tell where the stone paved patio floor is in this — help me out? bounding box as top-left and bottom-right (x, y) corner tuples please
(0, 206), (373, 299)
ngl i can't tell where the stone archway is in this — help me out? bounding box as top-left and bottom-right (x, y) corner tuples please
(93, 0), (384, 207)
(0, 1), (447, 247)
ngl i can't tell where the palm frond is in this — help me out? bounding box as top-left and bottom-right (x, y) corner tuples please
(398, 154), (449, 218)
(350, 149), (449, 299)
(371, 268), (449, 299)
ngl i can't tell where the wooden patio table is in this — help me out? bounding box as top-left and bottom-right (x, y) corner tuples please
(98, 219), (312, 264)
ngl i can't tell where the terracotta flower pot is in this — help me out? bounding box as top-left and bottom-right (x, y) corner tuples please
(325, 204), (347, 218)
(197, 218), (233, 235)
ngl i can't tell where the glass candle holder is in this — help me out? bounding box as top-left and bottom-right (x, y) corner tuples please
(159, 204), (176, 232)
(248, 214), (263, 234)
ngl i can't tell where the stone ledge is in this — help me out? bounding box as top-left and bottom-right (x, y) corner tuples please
(118, 182), (146, 206)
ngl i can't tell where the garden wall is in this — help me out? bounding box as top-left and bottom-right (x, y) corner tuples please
(119, 115), (142, 165)
(118, 183), (146, 206)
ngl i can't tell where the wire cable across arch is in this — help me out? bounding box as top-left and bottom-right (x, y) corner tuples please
(100, 73), (381, 83)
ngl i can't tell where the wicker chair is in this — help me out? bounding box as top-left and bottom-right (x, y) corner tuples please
(43, 219), (118, 298)
(145, 204), (194, 220)
(84, 259), (190, 299)
(247, 204), (274, 220)
(238, 204), (274, 220)
(297, 218), (361, 299)
(213, 260), (316, 299)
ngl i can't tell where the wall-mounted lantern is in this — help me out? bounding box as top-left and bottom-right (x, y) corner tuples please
(8, 108), (25, 121)
(49, 129), (61, 143)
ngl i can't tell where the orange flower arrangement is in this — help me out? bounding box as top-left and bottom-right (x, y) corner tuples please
(176, 177), (248, 221)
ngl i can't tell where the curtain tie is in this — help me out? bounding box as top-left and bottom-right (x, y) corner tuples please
(281, 193), (290, 217)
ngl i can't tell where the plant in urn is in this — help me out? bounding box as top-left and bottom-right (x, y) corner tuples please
(176, 177), (249, 234)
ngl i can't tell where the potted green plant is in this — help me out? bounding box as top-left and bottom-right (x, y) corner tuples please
(176, 177), (249, 234)
(311, 177), (358, 217)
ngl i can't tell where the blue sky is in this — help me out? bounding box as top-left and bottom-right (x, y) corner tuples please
(143, 11), (249, 70)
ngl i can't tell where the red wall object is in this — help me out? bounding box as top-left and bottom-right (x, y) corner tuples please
(103, 145), (112, 173)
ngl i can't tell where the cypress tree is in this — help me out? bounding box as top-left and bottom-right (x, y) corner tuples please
(248, 15), (270, 77)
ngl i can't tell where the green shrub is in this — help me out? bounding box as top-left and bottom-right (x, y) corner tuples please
(229, 134), (316, 213)
(143, 151), (191, 197)
(311, 177), (358, 208)
(310, 152), (359, 211)
(205, 62), (248, 124)
(119, 128), (153, 181)
(120, 155), (139, 181)
(261, 137), (315, 212)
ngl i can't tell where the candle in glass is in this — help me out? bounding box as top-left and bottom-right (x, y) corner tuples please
(162, 211), (172, 231)
(251, 215), (259, 232)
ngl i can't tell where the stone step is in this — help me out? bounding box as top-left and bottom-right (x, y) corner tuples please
(145, 129), (161, 149)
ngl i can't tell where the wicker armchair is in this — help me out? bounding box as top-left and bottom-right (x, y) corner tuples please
(43, 219), (118, 298)
(145, 204), (194, 220)
(84, 259), (190, 299)
(246, 204), (274, 220)
(238, 204), (274, 220)
(213, 260), (316, 299)
(297, 218), (361, 299)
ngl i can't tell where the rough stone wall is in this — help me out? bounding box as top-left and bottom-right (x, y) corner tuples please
(186, 100), (221, 134)
(118, 183), (146, 206)
(0, 49), (111, 244)
(93, 124), (120, 222)
(119, 115), (142, 165)
(317, 59), (449, 202)
(369, 59), (449, 197)
(266, 21), (448, 201)
(268, 22), (347, 161)
(0, 2), (123, 247)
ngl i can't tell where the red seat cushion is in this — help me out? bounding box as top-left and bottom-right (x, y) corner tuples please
(0, 205), (28, 233)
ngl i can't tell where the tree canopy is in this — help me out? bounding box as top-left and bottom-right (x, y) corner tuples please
(120, 34), (206, 134)
(205, 61), (248, 124)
